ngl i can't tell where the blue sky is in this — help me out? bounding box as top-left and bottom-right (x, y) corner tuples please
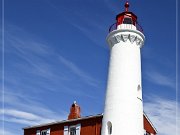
(0, 0), (179, 135)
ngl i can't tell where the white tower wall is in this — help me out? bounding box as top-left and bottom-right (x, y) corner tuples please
(101, 25), (145, 135)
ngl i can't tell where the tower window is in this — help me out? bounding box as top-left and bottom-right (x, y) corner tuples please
(107, 121), (112, 135)
(123, 17), (132, 24)
(137, 84), (141, 91)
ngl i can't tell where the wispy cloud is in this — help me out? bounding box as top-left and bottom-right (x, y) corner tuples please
(0, 109), (56, 125)
(71, 23), (106, 48)
(0, 91), (67, 135)
(104, 0), (119, 14)
(58, 55), (100, 87)
(145, 71), (175, 89)
(5, 29), (58, 79)
(144, 96), (179, 135)
(1, 91), (66, 121)
(1, 109), (42, 120)
(4, 24), (100, 89)
(44, 0), (107, 49)
(0, 128), (15, 135)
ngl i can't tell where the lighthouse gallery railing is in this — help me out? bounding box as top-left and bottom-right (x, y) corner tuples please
(109, 22), (143, 33)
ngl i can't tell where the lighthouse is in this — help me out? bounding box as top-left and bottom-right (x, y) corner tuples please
(101, 2), (145, 135)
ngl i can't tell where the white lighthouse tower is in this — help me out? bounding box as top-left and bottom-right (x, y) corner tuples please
(101, 2), (145, 135)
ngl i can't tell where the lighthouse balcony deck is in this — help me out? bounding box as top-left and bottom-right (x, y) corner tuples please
(109, 22), (143, 33)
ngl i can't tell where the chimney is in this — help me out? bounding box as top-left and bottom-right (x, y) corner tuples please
(68, 101), (81, 120)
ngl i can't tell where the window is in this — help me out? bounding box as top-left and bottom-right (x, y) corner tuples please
(107, 121), (112, 135)
(64, 124), (81, 135)
(40, 129), (50, 135)
(123, 17), (132, 24)
(41, 130), (47, 135)
(69, 127), (76, 135)
(137, 84), (142, 101)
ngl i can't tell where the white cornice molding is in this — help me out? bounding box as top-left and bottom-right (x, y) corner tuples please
(107, 29), (145, 48)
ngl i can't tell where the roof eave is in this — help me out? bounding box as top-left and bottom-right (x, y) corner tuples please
(23, 113), (103, 130)
(143, 111), (158, 133)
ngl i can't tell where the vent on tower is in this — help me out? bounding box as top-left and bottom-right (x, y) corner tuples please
(68, 101), (81, 120)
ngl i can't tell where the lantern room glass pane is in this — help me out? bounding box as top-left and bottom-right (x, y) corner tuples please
(123, 17), (132, 24)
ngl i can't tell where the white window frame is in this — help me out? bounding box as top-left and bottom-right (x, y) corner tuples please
(75, 124), (81, 135)
(36, 130), (40, 135)
(64, 126), (69, 135)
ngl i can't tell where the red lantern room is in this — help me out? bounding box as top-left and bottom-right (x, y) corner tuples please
(116, 2), (137, 26)
(109, 1), (143, 33)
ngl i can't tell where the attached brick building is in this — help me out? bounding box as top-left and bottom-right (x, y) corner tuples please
(23, 102), (157, 135)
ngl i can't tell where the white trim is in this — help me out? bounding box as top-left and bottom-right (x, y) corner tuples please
(24, 112), (157, 134)
(46, 128), (50, 135)
(76, 124), (81, 135)
(23, 114), (102, 129)
(64, 126), (69, 135)
(36, 130), (40, 135)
